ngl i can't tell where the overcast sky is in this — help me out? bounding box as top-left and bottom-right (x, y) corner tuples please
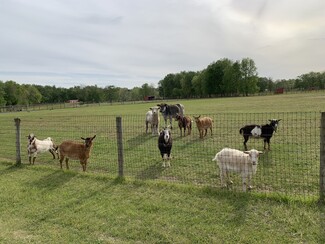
(0, 0), (324, 89)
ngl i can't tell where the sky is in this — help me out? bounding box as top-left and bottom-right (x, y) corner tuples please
(0, 0), (324, 89)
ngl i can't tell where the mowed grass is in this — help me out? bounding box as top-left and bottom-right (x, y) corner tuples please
(0, 91), (325, 242)
(0, 162), (324, 243)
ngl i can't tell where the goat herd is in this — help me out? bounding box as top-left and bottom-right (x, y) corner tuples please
(26, 102), (281, 192)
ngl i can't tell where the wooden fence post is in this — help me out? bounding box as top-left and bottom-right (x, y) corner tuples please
(116, 116), (124, 177)
(320, 112), (325, 203)
(14, 118), (21, 165)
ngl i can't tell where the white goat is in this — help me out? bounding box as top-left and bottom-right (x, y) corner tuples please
(58, 135), (96, 172)
(212, 148), (263, 192)
(145, 106), (160, 135)
(27, 133), (58, 164)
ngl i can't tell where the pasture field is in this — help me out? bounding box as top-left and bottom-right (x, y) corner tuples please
(0, 91), (324, 198)
(0, 91), (325, 242)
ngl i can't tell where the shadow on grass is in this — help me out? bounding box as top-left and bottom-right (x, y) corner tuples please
(136, 160), (165, 180)
(125, 133), (156, 151)
(0, 162), (25, 176)
(29, 170), (77, 190)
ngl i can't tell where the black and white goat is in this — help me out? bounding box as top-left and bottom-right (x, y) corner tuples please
(27, 133), (58, 164)
(157, 103), (185, 129)
(239, 119), (281, 151)
(158, 127), (173, 167)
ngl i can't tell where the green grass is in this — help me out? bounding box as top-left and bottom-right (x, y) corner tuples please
(0, 91), (324, 197)
(0, 162), (324, 243)
(1, 91), (325, 242)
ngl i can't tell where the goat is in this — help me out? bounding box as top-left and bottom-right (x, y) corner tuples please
(158, 127), (172, 167)
(239, 119), (281, 151)
(212, 148), (263, 192)
(58, 135), (96, 172)
(27, 133), (58, 164)
(193, 115), (213, 138)
(175, 113), (192, 136)
(145, 106), (160, 135)
(157, 103), (185, 129)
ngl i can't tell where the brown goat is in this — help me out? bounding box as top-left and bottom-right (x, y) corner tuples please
(58, 135), (96, 172)
(175, 113), (192, 136)
(193, 115), (213, 138)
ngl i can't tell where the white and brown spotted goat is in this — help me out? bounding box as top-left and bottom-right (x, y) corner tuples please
(58, 135), (96, 172)
(27, 133), (58, 164)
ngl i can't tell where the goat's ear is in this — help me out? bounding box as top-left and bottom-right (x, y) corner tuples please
(278, 119), (282, 122)
(92, 135), (96, 139)
(258, 151), (264, 154)
(81, 137), (85, 140)
(244, 151), (250, 155)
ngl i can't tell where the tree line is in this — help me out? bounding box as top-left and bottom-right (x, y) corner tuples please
(1, 57), (325, 106)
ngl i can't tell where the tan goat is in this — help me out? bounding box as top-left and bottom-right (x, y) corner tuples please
(193, 115), (213, 138)
(58, 135), (96, 172)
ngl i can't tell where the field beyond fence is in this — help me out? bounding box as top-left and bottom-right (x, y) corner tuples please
(0, 112), (322, 200)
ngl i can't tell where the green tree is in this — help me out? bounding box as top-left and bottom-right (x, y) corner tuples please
(240, 58), (259, 96)
(0, 81), (7, 106)
(4, 80), (21, 105)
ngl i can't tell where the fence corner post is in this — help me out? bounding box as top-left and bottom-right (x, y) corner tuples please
(320, 113), (325, 203)
(14, 118), (21, 165)
(116, 116), (124, 177)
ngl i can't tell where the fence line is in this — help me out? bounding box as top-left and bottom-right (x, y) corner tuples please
(0, 112), (321, 199)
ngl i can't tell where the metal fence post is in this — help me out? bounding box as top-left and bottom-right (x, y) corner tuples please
(116, 116), (124, 177)
(320, 112), (325, 203)
(14, 118), (21, 165)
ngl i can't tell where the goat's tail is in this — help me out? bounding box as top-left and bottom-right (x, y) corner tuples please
(239, 128), (244, 135)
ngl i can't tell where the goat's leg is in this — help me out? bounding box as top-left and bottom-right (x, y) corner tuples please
(242, 176), (247, 192)
(167, 153), (171, 167)
(210, 127), (213, 136)
(32, 157), (36, 165)
(145, 122), (148, 134)
(219, 169), (226, 188)
(265, 138), (271, 150)
(243, 136), (249, 151)
(65, 158), (69, 170)
(59, 156), (64, 169)
(204, 129), (208, 137)
(247, 176), (253, 191)
(49, 149), (56, 159)
(80, 161), (87, 172)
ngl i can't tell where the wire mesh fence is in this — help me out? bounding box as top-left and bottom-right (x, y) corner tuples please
(0, 112), (320, 198)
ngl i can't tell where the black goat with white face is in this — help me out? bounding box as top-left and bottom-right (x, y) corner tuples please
(239, 119), (281, 151)
(158, 127), (173, 167)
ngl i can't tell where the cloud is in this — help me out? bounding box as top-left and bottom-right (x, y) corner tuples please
(0, 0), (324, 88)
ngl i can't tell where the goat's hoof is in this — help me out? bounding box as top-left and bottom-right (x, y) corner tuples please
(248, 186), (253, 191)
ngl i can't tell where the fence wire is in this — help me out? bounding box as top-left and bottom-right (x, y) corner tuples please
(0, 112), (320, 198)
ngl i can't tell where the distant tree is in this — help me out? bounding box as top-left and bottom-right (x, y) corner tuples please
(130, 87), (141, 101)
(239, 58), (259, 96)
(180, 71), (195, 98)
(191, 72), (204, 98)
(158, 73), (175, 98)
(104, 85), (119, 103)
(118, 88), (130, 102)
(20, 85), (42, 105)
(4, 80), (21, 105)
(0, 81), (6, 106)
(258, 77), (275, 92)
